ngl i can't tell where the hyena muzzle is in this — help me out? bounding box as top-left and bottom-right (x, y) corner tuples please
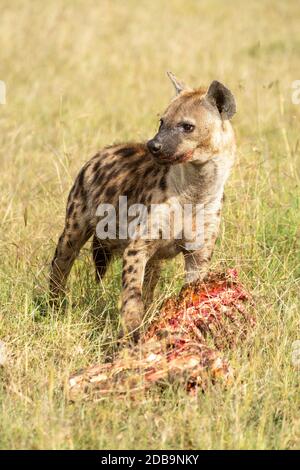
(49, 72), (236, 341)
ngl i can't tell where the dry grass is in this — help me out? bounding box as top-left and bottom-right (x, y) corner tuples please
(0, 0), (299, 449)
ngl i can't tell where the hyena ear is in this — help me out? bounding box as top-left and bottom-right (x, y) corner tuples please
(167, 71), (188, 95)
(206, 80), (236, 119)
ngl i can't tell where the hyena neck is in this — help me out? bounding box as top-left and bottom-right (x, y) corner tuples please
(168, 152), (234, 206)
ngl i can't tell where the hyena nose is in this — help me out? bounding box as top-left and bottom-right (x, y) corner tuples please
(147, 139), (162, 155)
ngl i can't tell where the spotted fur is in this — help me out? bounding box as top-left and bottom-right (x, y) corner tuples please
(50, 74), (236, 340)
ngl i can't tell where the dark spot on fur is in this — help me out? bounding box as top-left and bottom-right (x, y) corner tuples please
(123, 185), (135, 200)
(128, 287), (141, 298)
(91, 152), (101, 160)
(159, 175), (167, 191)
(116, 147), (137, 158)
(67, 202), (74, 217)
(152, 166), (161, 177)
(81, 185), (88, 201)
(128, 294), (136, 301)
(93, 161), (101, 172)
(142, 165), (153, 179)
(103, 161), (116, 173)
(146, 194), (152, 204)
(107, 169), (119, 181)
(93, 188), (104, 202)
(105, 186), (116, 199)
(77, 166), (86, 188)
(67, 185), (76, 205)
(125, 159), (141, 171)
(139, 193), (146, 204)
(92, 170), (104, 187)
(127, 249), (138, 256)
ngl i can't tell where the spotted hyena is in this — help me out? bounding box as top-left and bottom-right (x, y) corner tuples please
(50, 72), (236, 340)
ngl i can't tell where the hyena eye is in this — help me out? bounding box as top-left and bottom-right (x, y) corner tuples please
(179, 122), (195, 133)
(159, 118), (164, 130)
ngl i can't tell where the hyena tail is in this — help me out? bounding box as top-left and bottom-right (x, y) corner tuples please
(92, 235), (112, 282)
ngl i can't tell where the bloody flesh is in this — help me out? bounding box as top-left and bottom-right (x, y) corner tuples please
(68, 270), (255, 400)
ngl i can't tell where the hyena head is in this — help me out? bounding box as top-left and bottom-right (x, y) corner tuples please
(147, 72), (236, 165)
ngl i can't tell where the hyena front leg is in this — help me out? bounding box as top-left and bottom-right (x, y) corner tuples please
(184, 216), (220, 283)
(142, 259), (162, 312)
(50, 225), (91, 301)
(120, 242), (154, 340)
(184, 250), (211, 283)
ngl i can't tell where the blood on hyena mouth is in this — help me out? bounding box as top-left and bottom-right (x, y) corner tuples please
(159, 150), (194, 165)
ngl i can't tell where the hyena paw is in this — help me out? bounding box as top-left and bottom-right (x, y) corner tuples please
(185, 268), (209, 284)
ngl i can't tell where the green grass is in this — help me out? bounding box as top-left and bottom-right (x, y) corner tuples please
(0, 0), (299, 449)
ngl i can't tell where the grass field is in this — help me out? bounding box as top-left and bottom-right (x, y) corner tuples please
(0, 0), (299, 450)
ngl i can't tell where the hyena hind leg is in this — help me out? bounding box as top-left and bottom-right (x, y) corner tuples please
(92, 235), (112, 282)
(142, 259), (162, 313)
(49, 226), (91, 301)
